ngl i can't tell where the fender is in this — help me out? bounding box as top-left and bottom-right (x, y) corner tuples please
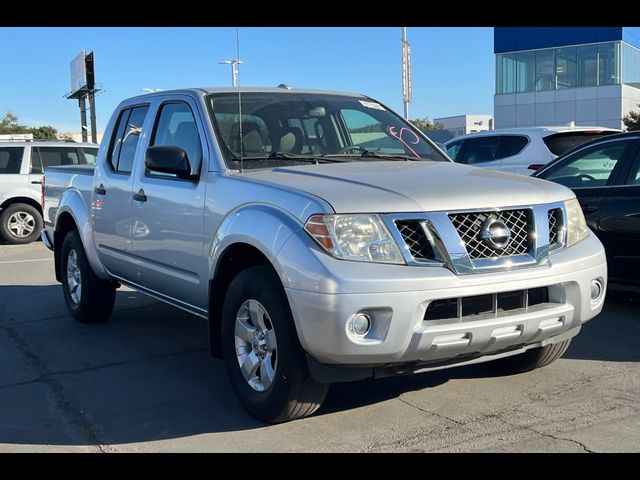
(208, 202), (306, 281)
(55, 188), (110, 280)
(0, 189), (41, 209)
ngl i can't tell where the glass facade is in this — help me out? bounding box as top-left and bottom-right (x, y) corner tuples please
(496, 42), (622, 94)
(622, 42), (640, 89)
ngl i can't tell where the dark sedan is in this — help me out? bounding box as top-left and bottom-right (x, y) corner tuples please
(535, 131), (640, 292)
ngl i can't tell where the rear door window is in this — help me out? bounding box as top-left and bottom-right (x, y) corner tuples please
(543, 131), (619, 156)
(107, 105), (149, 174)
(496, 135), (529, 158)
(0, 147), (24, 174)
(459, 136), (499, 164)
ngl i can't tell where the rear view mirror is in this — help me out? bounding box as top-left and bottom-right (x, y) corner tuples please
(145, 145), (196, 180)
(309, 107), (326, 117)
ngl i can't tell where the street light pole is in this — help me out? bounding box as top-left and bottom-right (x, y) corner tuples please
(219, 59), (243, 87)
(401, 27), (412, 120)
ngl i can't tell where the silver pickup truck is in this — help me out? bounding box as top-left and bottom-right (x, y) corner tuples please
(42, 87), (607, 423)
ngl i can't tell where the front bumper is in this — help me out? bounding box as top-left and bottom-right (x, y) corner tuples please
(280, 232), (606, 370)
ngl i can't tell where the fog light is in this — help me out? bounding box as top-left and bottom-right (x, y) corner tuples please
(590, 279), (603, 301)
(351, 313), (371, 337)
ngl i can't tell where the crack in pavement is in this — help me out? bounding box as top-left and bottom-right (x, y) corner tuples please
(397, 396), (464, 425)
(504, 420), (595, 453)
(5, 325), (109, 453)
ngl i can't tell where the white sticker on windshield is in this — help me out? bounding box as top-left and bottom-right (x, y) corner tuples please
(359, 100), (386, 110)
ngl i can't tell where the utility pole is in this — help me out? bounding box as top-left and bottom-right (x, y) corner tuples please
(88, 92), (97, 144)
(78, 97), (88, 143)
(219, 59), (243, 87)
(401, 27), (413, 120)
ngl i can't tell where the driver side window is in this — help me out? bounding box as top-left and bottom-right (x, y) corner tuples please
(544, 141), (631, 188)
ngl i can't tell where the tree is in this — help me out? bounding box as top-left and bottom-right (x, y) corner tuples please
(0, 112), (29, 134)
(623, 106), (640, 131)
(410, 117), (444, 132)
(29, 125), (59, 140)
(0, 111), (64, 140)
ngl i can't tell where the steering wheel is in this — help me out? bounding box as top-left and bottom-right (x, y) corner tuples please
(578, 173), (596, 183)
(336, 145), (367, 154)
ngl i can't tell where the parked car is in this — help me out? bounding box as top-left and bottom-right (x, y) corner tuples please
(43, 88), (606, 422)
(534, 131), (640, 292)
(0, 141), (98, 244)
(445, 126), (620, 176)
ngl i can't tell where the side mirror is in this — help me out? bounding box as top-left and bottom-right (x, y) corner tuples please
(145, 145), (196, 180)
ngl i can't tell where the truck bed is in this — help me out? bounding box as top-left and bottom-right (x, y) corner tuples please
(43, 165), (95, 228)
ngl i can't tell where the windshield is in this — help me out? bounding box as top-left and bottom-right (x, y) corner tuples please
(207, 92), (448, 169)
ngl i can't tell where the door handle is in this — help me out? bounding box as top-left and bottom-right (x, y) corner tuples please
(581, 204), (599, 213)
(133, 189), (147, 202)
(31, 180), (42, 185)
(94, 184), (106, 195)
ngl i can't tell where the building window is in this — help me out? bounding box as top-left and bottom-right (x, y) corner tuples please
(516, 51), (535, 93)
(535, 49), (556, 91)
(496, 53), (517, 94)
(577, 45), (598, 87)
(496, 42), (621, 94)
(622, 42), (640, 89)
(598, 42), (619, 86)
(556, 47), (577, 89)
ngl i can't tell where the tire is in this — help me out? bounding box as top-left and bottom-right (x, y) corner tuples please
(0, 203), (43, 244)
(491, 339), (572, 375)
(221, 265), (329, 423)
(60, 230), (116, 323)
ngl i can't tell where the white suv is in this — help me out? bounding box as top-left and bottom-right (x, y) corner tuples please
(0, 141), (98, 244)
(444, 126), (620, 176)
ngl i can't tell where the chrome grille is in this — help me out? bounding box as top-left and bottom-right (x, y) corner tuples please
(395, 220), (434, 261)
(449, 209), (531, 259)
(548, 208), (561, 247)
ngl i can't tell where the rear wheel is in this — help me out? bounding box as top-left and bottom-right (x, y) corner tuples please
(61, 230), (116, 323)
(0, 203), (42, 244)
(492, 339), (572, 374)
(221, 265), (329, 423)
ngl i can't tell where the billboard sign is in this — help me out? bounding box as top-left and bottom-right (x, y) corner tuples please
(70, 50), (87, 93)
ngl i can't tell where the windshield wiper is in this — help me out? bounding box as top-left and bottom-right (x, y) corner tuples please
(231, 152), (347, 164)
(324, 150), (420, 161)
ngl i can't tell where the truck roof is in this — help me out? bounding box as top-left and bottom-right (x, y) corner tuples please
(125, 86), (367, 102)
(0, 141), (99, 148)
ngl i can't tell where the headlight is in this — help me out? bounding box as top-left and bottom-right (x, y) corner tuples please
(305, 214), (404, 264)
(564, 198), (589, 246)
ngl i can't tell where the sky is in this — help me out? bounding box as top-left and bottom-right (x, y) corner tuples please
(0, 27), (494, 134)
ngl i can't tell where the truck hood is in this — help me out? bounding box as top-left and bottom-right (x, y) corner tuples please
(243, 161), (574, 213)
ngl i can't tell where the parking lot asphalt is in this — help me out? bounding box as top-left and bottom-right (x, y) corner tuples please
(0, 241), (638, 452)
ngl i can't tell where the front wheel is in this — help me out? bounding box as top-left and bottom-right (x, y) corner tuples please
(61, 230), (116, 323)
(221, 265), (329, 423)
(491, 339), (572, 374)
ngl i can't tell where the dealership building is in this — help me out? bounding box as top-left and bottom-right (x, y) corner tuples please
(494, 27), (640, 129)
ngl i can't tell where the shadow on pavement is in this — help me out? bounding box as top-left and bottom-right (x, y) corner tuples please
(0, 284), (637, 446)
(563, 294), (640, 362)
